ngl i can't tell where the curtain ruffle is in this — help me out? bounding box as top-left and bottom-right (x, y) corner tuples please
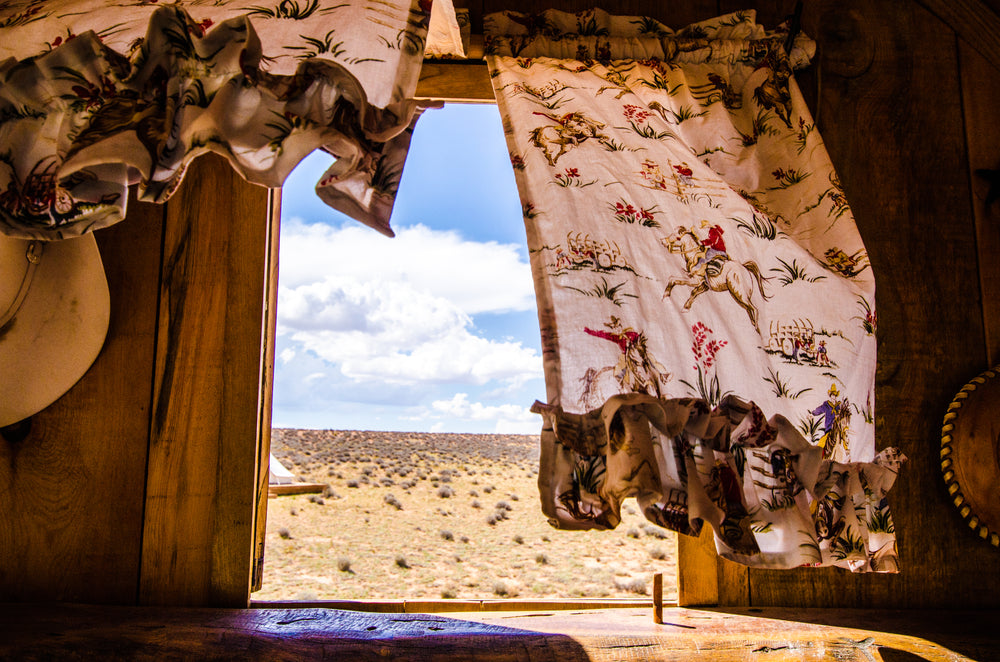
(533, 395), (903, 572)
(0, 1), (431, 239)
(484, 8), (815, 70)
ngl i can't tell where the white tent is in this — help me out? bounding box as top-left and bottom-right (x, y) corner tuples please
(268, 454), (296, 485)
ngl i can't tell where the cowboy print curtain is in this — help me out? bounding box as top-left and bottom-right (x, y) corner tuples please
(487, 9), (903, 571)
(0, 0), (436, 240)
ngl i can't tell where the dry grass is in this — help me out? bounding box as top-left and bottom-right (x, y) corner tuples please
(258, 429), (678, 602)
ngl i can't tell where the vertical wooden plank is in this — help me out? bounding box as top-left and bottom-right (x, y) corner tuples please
(0, 194), (163, 604)
(914, 0), (1000, 71)
(677, 529), (718, 606)
(959, 40), (1000, 366)
(140, 154), (271, 607)
(676, 527), (751, 607)
(251, 189), (281, 593)
(744, 0), (998, 609)
(717, 555), (750, 607)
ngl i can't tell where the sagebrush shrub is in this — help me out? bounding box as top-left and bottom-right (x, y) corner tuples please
(641, 524), (670, 539)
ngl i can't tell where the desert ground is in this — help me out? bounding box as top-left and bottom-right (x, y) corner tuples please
(257, 429), (678, 603)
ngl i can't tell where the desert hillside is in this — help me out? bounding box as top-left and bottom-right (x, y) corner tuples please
(259, 429), (677, 602)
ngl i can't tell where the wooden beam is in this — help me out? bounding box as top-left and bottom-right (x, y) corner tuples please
(416, 61), (495, 102)
(140, 154), (272, 608)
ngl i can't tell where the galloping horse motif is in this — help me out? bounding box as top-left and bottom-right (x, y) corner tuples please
(529, 111), (610, 166)
(661, 227), (769, 331)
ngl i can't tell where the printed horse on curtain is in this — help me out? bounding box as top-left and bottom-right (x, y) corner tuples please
(661, 225), (770, 331)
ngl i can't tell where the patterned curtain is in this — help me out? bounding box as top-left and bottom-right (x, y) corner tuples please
(0, 0), (435, 239)
(487, 9), (904, 572)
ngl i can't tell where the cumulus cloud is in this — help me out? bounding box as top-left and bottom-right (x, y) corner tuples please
(279, 219), (536, 315)
(276, 220), (543, 389)
(425, 393), (541, 434)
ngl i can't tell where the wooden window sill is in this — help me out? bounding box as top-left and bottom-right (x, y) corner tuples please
(1, 602), (995, 660)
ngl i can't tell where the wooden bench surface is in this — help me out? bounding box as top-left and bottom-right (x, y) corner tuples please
(0, 603), (996, 661)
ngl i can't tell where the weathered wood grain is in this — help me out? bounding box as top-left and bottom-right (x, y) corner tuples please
(416, 62), (495, 102)
(960, 40), (1000, 366)
(677, 528), (720, 607)
(718, 0), (788, 27)
(915, 0), (1000, 72)
(0, 194), (163, 604)
(0, 604), (996, 661)
(140, 154), (271, 607)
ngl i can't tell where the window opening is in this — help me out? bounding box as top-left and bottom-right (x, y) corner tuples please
(259, 103), (678, 604)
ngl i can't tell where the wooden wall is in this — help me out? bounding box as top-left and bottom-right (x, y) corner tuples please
(0, 155), (276, 607)
(453, 0), (1000, 609)
(2, 0), (999, 611)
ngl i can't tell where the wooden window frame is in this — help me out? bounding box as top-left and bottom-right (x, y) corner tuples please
(248, 60), (726, 611)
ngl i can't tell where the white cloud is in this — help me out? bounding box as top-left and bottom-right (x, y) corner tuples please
(303, 372), (326, 385)
(279, 219), (536, 315)
(426, 393), (540, 434)
(276, 220), (543, 389)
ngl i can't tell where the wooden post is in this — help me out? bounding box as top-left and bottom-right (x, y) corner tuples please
(140, 154), (273, 607)
(653, 573), (663, 624)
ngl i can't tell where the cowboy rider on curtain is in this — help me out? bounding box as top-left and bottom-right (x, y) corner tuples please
(692, 219), (728, 279)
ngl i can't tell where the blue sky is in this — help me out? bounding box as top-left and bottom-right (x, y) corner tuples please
(270, 104), (546, 433)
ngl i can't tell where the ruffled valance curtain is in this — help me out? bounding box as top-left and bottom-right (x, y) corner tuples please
(0, 0), (437, 239)
(486, 9), (904, 572)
